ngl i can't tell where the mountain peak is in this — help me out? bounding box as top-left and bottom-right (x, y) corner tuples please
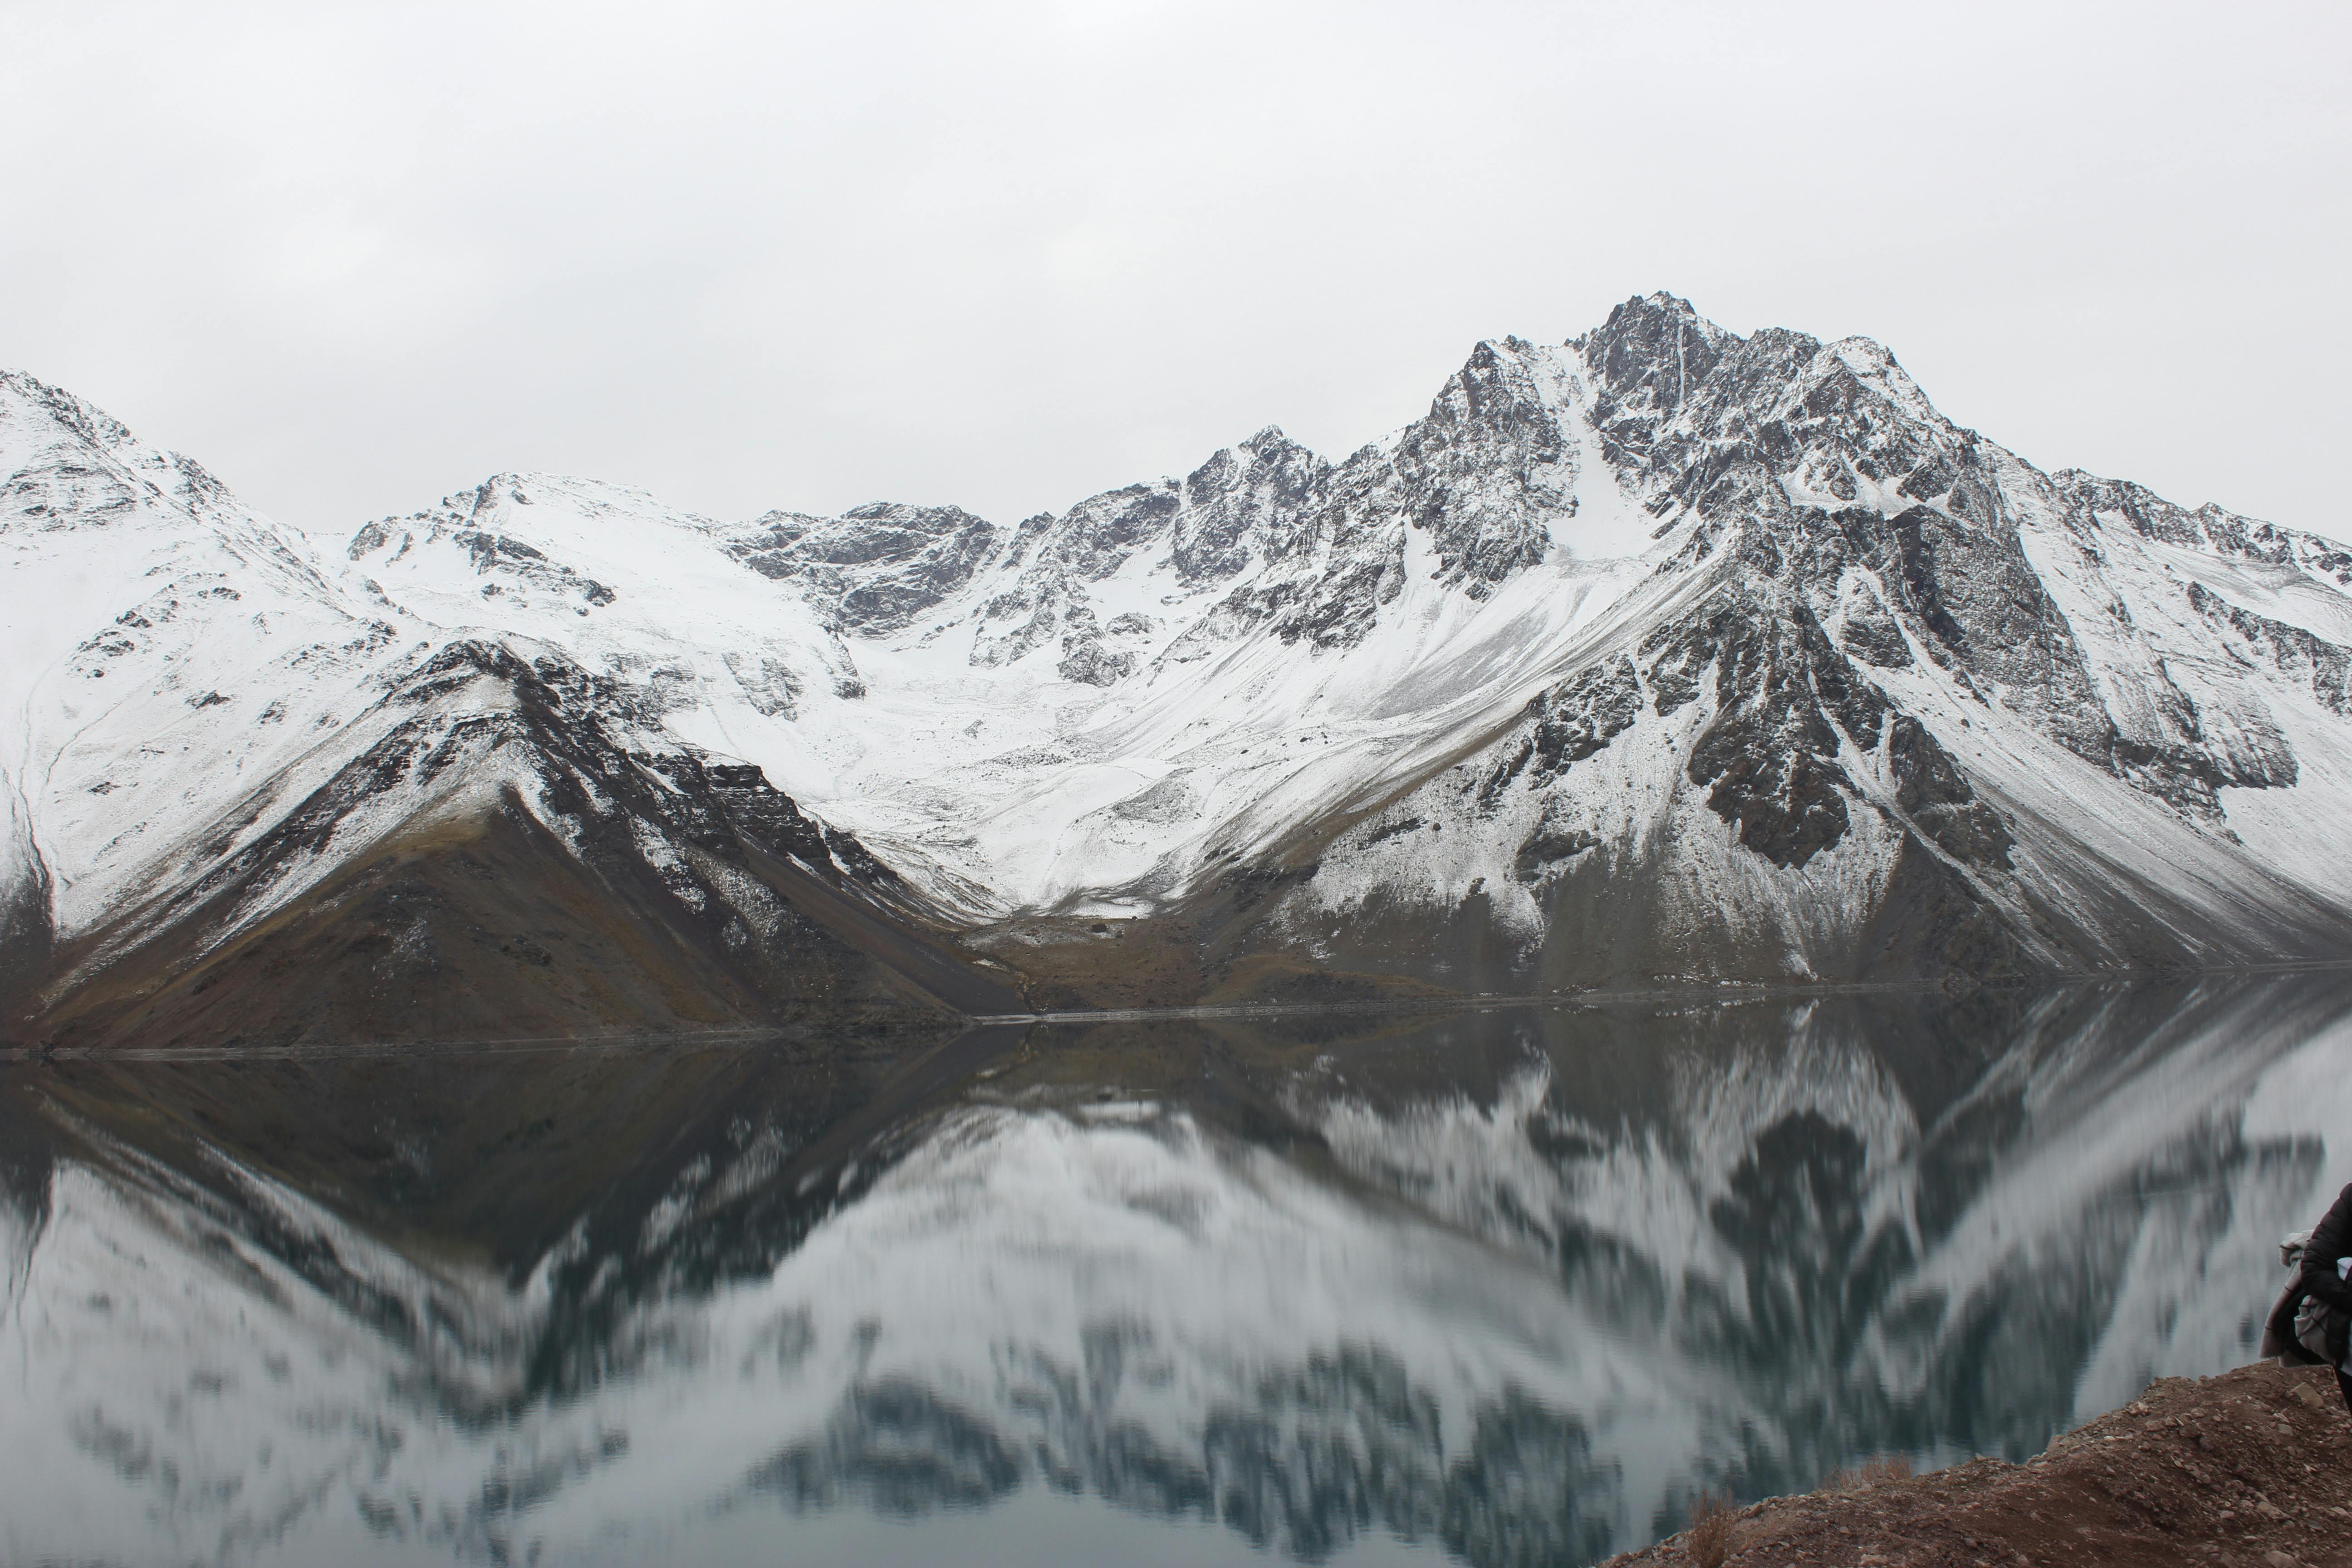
(1577, 292), (1741, 419)
(837, 499), (992, 529)
(1573, 291), (1732, 346)
(0, 367), (139, 455)
(0, 369), (253, 538)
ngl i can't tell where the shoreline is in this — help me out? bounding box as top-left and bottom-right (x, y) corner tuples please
(1612, 1359), (2352, 1568)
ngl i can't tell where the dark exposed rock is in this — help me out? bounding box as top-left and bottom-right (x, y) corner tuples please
(721, 651), (802, 719)
(1592, 384), (2298, 841)
(1173, 427), (1328, 584)
(1057, 639), (1135, 687)
(1478, 656), (1645, 807)
(970, 557), (1063, 668)
(1513, 823), (1600, 882)
(0, 827), (54, 1032)
(959, 481), (1195, 676)
(2058, 470), (2352, 588)
(966, 426), (1361, 668)
(726, 502), (1000, 635)
(1557, 306), (2323, 826)
(154, 642), (900, 965)
(1690, 735), (1851, 870)
(1526, 656), (1645, 780)
(1578, 292), (1737, 479)
(348, 490), (621, 613)
(14, 635), (997, 1048)
(1110, 776), (1197, 825)
(1045, 485), (1181, 581)
(2188, 580), (2352, 716)
(1850, 829), (2034, 977)
(1838, 602), (1913, 668)
(988, 331), (1622, 663)
(1220, 859), (1319, 915)
(1389, 337), (1568, 595)
(1886, 716), (2012, 868)
(1640, 588), (1884, 869)
(1877, 505), (2098, 732)
(1052, 603), (1136, 687)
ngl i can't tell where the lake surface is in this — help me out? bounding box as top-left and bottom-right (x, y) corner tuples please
(5, 975), (2351, 1566)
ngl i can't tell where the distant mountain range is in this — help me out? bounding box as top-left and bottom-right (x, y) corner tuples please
(6, 294), (2351, 1046)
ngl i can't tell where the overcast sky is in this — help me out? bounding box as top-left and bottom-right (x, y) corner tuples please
(3, 0), (2346, 539)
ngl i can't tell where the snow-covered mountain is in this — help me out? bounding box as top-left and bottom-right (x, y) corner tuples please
(0, 377), (1021, 1047)
(7, 294), (2352, 1043)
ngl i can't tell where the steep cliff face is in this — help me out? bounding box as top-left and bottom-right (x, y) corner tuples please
(6, 293), (2352, 1039)
(718, 500), (1001, 637)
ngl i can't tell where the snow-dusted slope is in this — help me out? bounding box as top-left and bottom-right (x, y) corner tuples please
(1182, 303), (2352, 991)
(670, 300), (2352, 993)
(0, 371), (403, 945)
(701, 349), (1706, 926)
(7, 293), (2352, 1040)
(0, 375), (988, 1048)
(343, 473), (866, 805)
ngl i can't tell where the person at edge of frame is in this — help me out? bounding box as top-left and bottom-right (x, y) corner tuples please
(2280, 1181), (2352, 1416)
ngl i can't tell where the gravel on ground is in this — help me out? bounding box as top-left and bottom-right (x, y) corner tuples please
(1609, 1360), (2352, 1568)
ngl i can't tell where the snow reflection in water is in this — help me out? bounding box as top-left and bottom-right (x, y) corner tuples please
(2, 975), (2350, 1567)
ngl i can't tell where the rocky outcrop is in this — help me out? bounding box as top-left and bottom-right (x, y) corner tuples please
(722, 501), (1000, 635)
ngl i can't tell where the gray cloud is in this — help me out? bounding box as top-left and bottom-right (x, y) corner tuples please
(3, 0), (2345, 538)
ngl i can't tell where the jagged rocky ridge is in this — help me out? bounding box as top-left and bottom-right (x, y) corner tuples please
(5, 294), (2352, 1041)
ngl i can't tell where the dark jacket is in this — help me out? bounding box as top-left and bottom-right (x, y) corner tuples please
(2303, 1181), (2352, 1312)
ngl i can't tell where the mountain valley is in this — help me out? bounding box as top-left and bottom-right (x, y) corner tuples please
(6, 294), (2351, 1046)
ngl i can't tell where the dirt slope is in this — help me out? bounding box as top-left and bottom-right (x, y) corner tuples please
(1618, 1360), (2352, 1568)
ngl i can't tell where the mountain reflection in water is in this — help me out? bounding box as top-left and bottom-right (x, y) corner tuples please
(3, 976), (2350, 1568)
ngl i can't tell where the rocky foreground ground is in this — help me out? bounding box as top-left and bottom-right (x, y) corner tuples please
(1616, 1360), (2352, 1568)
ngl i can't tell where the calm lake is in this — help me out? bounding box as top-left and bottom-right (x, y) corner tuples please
(5, 974), (2350, 1566)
